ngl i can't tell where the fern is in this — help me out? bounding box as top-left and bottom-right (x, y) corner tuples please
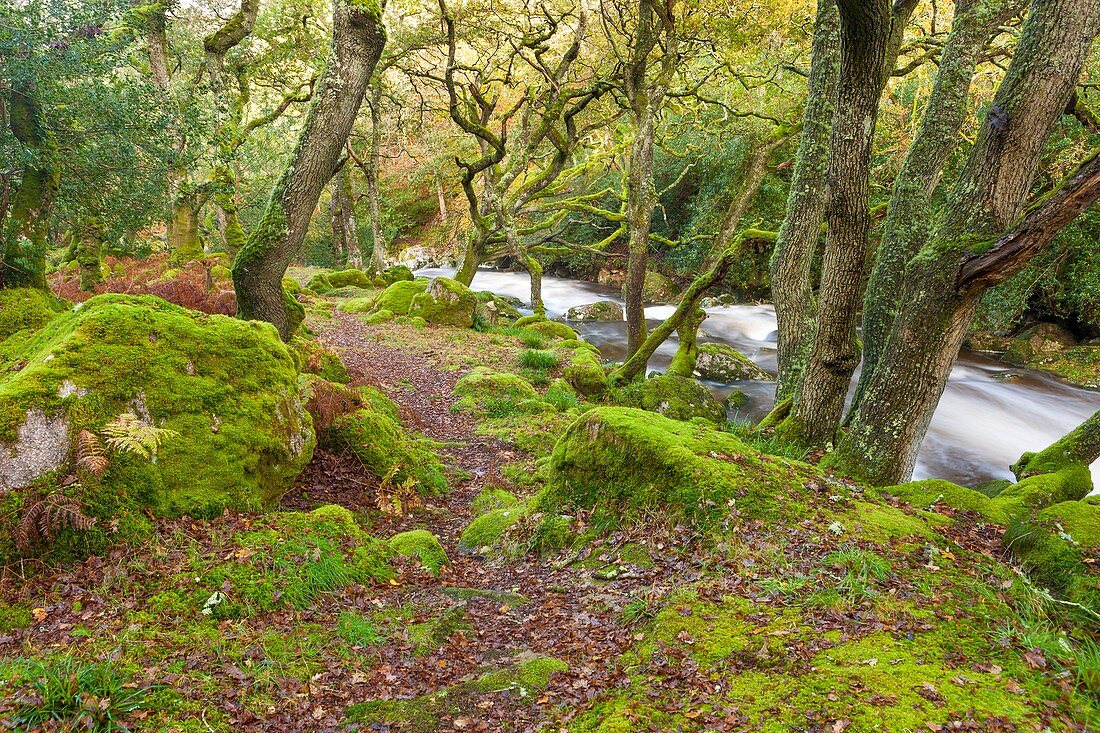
(375, 466), (422, 517)
(75, 429), (109, 476)
(102, 413), (179, 460)
(15, 494), (97, 552)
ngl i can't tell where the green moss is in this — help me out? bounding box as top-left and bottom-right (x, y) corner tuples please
(452, 367), (542, 415)
(613, 374), (725, 422)
(475, 291), (522, 326)
(373, 279), (428, 314)
(0, 287), (67, 343)
(360, 307), (393, 323)
(0, 295), (314, 525)
(544, 379), (580, 410)
(459, 501), (533, 551)
(470, 486), (519, 516)
(0, 602), (32, 632)
(325, 405), (446, 494)
(281, 281), (305, 336)
(387, 529), (448, 574)
(563, 350), (608, 397)
(547, 407), (803, 524)
(472, 655), (567, 692)
(520, 348), (560, 371)
(842, 500), (938, 543)
(326, 268), (372, 289)
(994, 465), (1093, 519)
(305, 272), (333, 294)
(523, 319), (578, 341)
(1004, 500), (1100, 608)
(883, 478), (998, 518)
(381, 264), (414, 283)
(409, 277), (477, 328)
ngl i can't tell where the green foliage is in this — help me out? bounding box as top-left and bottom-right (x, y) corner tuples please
(387, 529), (448, 574)
(102, 413), (180, 460)
(338, 612), (385, 647)
(0, 656), (153, 732)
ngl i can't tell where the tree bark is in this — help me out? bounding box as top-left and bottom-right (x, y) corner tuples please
(331, 166), (362, 268)
(853, 0), (1016, 412)
(232, 0), (385, 338)
(770, 0), (840, 400)
(76, 216), (105, 291)
(366, 80), (386, 275)
(833, 0), (1100, 484)
(785, 0), (916, 445)
(2, 84), (59, 289)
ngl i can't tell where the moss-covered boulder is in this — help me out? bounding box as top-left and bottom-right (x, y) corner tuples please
(547, 407), (794, 521)
(382, 264), (415, 284)
(564, 301), (624, 322)
(453, 367), (545, 415)
(615, 374), (726, 423)
(459, 500), (534, 552)
(563, 350), (608, 397)
(0, 288), (68, 343)
(0, 295), (314, 519)
(621, 270), (678, 303)
(1004, 500), (1099, 609)
(524, 319), (579, 341)
(374, 279), (429, 315)
(475, 291), (522, 326)
(305, 271), (334, 294)
(388, 530), (448, 574)
(1004, 322), (1077, 365)
(694, 343), (771, 382)
(410, 277), (477, 327)
(324, 389), (447, 495)
(327, 268), (373, 290)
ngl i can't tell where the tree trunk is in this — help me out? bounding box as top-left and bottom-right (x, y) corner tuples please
(366, 81), (386, 275)
(436, 175), (448, 222)
(623, 110), (657, 357)
(611, 229), (776, 384)
(853, 0), (1015, 412)
(331, 166), (362, 268)
(833, 0), (1100, 484)
(76, 216), (105, 291)
(168, 193), (204, 263)
(770, 0), (840, 400)
(1013, 408), (1100, 479)
(666, 308), (707, 377)
(2, 85), (59, 290)
(455, 233), (481, 286)
(785, 0), (915, 445)
(232, 0), (385, 339)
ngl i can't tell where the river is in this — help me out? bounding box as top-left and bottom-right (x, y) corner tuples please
(418, 267), (1100, 489)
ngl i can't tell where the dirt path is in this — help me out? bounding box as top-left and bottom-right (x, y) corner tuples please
(299, 313), (643, 731)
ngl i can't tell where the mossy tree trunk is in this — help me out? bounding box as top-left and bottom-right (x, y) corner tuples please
(783, 0), (917, 445)
(76, 216), (105, 291)
(852, 0), (1016, 413)
(1, 84), (59, 290)
(833, 0), (1100, 484)
(666, 308), (706, 378)
(232, 0), (385, 339)
(366, 79), (386, 275)
(1013, 408), (1100, 479)
(330, 165), (362, 268)
(770, 0), (839, 400)
(167, 191), (206, 263)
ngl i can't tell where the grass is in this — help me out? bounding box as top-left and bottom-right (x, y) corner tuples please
(520, 349), (560, 371)
(338, 612), (386, 647)
(0, 656), (153, 732)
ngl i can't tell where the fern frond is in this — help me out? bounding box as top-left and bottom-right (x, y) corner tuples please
(76, 429), (109, 476)
(103, 413), (179, 460)
(15, 494), (97, 552)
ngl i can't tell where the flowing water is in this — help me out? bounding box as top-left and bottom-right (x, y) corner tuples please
(418, 267), (1100, 488)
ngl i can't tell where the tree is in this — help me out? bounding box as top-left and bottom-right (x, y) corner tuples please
(830, 0), (1100, 484)
(232, 0), (386, 338)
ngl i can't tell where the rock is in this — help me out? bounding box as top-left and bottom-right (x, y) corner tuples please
(563, 350), (608, 397)
(0, 294), (314, 519)
(1003, 499), (1100, 609)
(475, 291), (522, 326)
(596, 268), (625, 287)
(564, 301), (624, 322)
(616, 374), (726, 422)
(694, 343), (772, 382)
(381, 264), (414, 284)
(965, 332), (1012, 352)
(0, 288), (68, 343)
(514, 315), (579, 340)
(546, 406), (782, 520)
(1005, 323), (1078, 365)
(452, 367), (543, 414)
(622, 270), (679, 304)
(327, 268), (373, 289)
(373, 279), (428, 315)
(396, 245), (444, 270)
(410, 277), (478, 327)
(388, 530), (448, 575)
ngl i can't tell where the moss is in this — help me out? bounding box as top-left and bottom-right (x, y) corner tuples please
(544, 379), (580, 410)
(547, 407), (803, 524)
(387, 529), (448, 574)
(1003, 500), (1100, 608)
(472, 655), (567, 692)
(0, 602), (32, 632)
(470, 487), (519, 516)
(326, 268), (373, 289)
(0, 287), (67, 343)
(325, 405), (446, 494)
(155, 505), (392, 619)
(281, 281), (305, 336)
(841, 500), (939, 543)
(409, 277), (477, 328)
(374, 278), (428, 315)
(694, 342), (772, 382)
(291, 337), (351, 383)
(0, 295), (314, 526)
(524, 319), (578, 341)
(360, 307), (393, 323)
(520, 348), (560, 371)
(563, 350), (608, 397)
(993, 465), (1093, 519)
(305, 271), (333, 294)
(882, 478), (998, 518)
(337, 297), (376, 314)
(459, 501), (533, 551)
(614, 374), (726, 423)
(381, 264), (414, 283)
(475, 291), (522, 326)
(452, 367), (541, 415)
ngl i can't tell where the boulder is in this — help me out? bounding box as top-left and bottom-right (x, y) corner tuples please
(327, 268), (374, 290)
(382, 264), (415, 284)
(564, 301), (624, 322)
(1005, 323), (1078, 365)
(475, 291), (522, 326)
(515, 315), (579, 340)
(616, 374), (726, 423)
(410, 277), (478, 327)
(453, 367), (543, 414)
(0, 288), (67, 343)
(694, 343), (772, 382)
(563, 350), (608, 397)
(0, 294), (314, 518)
(374, 279), (429, 315)
(622, 271), (679, 304)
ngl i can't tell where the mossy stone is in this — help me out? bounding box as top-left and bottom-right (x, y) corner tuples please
(388, 530), (448, 574)
(453, 367), (541, 415)
(374, 279), (429, 315)
(563, 351), (608, 397)
(326, 268), (373, 289)
(409, 277), (477, 328)
(382, 264), (414, 284)
(694, 342), (771, 382)
(0, 287), (67, 343)
(615, 374), (726, 423)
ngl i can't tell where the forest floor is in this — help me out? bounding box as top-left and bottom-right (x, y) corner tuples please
(1, 290), (1097, 732)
